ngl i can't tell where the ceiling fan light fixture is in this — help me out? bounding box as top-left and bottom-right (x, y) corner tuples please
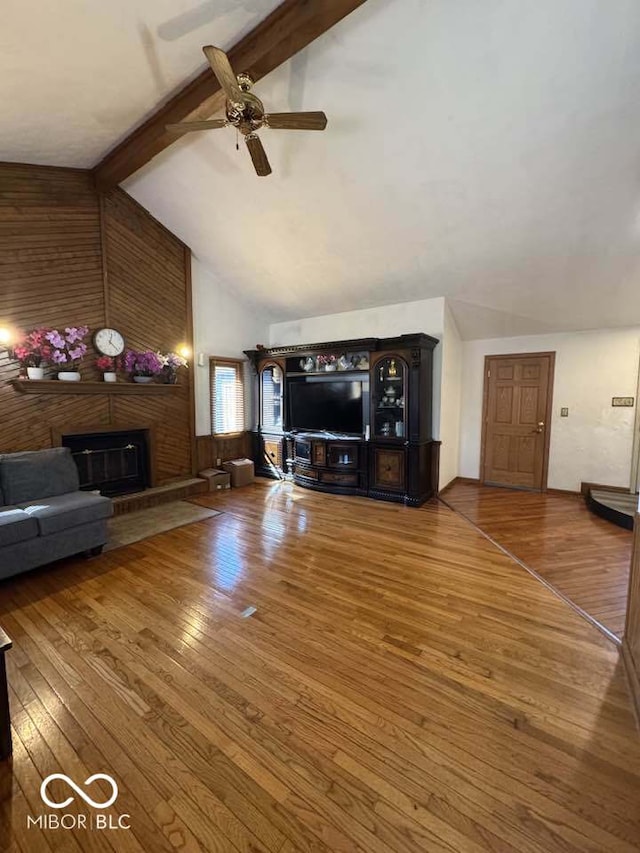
(166, 45), (328, 176)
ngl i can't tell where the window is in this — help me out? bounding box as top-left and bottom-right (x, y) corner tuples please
(210, 358), (245, 435)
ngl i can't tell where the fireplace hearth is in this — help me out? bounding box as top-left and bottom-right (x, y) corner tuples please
(61, 429), (150, 497)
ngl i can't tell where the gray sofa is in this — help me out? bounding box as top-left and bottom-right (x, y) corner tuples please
(0, 448), (112, 581)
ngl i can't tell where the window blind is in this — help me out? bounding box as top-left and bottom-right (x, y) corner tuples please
(210, 358), (245, 435)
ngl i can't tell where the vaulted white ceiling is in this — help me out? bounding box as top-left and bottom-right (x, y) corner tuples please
(4, 0), (640, 339)
(0, 0), (281, 167)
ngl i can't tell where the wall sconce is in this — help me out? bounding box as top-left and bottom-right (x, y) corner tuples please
(0, 326), (15, 352)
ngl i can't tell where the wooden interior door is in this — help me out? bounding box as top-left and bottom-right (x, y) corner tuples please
(481, 353), (555, 490)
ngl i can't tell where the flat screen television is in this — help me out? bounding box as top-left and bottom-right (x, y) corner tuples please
(288, 380), (364, 434)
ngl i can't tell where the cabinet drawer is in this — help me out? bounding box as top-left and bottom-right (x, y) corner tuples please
(373, 449), (405, 490)
(263, 439), (282, 468)
(320, 471), (358, 486)
(295, 465), (319, 481)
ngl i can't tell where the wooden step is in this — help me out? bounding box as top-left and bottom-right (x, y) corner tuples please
(587, 488), (637, 530)
(112, 478), (207, 516)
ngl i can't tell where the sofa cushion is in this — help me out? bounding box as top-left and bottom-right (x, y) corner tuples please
(0, 508), (39, 547)
(0, 448), (80, 505)
(18, 492), (112, 537)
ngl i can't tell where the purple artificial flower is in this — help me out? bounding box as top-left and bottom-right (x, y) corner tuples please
(124, 349), (163, 376)
(65, 326), (89, 344)
(68, 345), (87, 360)
(46, 330), (66, 349)
(44, 325), (88, 371)
(163, 352), (188, 370)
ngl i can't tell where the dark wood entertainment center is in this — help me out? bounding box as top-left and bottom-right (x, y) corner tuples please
(245, 333), (440, 506)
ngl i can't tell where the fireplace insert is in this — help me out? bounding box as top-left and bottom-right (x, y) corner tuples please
(61, 429), (150, 497)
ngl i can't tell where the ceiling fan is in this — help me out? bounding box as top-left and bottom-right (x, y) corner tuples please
(166, 46), (328, 176)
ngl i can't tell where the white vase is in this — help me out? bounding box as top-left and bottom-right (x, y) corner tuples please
(58, 371), (81, 382)
(133, 375), (154, 384)
(26, 367), (44, 380)
(103, 372), (117, 383)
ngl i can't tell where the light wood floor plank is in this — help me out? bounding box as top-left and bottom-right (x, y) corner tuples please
(441, 481), (632, 637)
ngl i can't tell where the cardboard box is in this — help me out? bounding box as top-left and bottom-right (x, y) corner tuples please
(199, 468), (231, 491)
(222, 458), (255, 487)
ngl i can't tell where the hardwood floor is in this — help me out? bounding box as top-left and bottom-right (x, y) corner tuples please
(1, 481), (639, 852)
(442, 480), (633, 639)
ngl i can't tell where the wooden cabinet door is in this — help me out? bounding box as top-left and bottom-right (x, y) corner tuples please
(327, 443), (358, 469)
(263, 439), (282, 469)
(482, 353), (554, 490)
(312, 442), (326, 466)
(294, 440), (311, 462)
(373, 448), (405, 490)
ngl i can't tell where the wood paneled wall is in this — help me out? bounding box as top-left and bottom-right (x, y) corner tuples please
(623, 510), (640, 721)
(195, 434), (252, 472)
(0, 162), (195, 481)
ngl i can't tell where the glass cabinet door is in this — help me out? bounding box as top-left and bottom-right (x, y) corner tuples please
(372, 356), (407, 439)
(260, 364), (283, 431)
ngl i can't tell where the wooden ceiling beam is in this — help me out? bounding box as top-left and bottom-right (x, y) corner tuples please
(93, 0), (368, 190)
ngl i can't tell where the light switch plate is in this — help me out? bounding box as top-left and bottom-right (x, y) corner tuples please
(612, 397), (634, 407)
(560, 407), (568, 417)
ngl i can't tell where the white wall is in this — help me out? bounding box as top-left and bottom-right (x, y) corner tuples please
(192, 257), (271, 435)
(269, 297), (445, 439)
(439, 302), (463, 489)
(460, 329), (640, 491)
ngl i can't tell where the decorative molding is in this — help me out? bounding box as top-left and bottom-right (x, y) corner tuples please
(246, 333), (439, 362)
(248, 337), (379, 359)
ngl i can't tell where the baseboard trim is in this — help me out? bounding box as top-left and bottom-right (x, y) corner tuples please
(440, 478), (589, 499)
(621, 640), (640, 732)
(439, 476), (479, 495)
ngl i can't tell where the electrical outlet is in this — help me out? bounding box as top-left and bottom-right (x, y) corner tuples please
(216, 457), (221, 467)
(560, 407), (569, 417)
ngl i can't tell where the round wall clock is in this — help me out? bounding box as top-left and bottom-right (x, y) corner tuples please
(93, 328), (125, 357)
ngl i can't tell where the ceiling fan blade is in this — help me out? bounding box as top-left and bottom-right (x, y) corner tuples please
(265, 112), (328, 131)
(203, 45), (245, 107)
(245, 134), (272, 177)
(166, 119), (228, 135)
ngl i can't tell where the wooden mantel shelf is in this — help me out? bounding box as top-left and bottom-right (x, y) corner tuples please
(11, 379), (181, 396)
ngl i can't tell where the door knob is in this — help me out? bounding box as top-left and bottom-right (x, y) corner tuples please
(534, 421), (544, 433)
